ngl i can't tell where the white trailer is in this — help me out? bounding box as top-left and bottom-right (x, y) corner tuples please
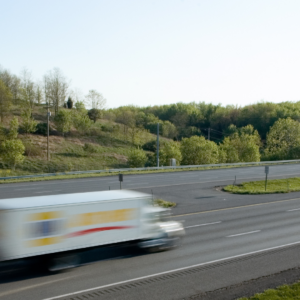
(0, 190), (184, 271)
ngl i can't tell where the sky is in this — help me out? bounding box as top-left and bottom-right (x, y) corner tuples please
(1, 0), (300, 108)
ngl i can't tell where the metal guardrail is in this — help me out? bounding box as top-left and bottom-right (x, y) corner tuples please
(0, 159), (300, 181)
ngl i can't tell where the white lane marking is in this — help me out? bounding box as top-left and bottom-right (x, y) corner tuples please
(35, 190), (61, 194)
(171, 197), (300, 218)
(42, 240), (300, 300)
(126, 183), (149, 186)
(287, 208), (300, 212)
(15, 188), (41, 191)
(0, 275), (79, 297)
(227, 230), (261, 237)
(185, 221), (221, 229)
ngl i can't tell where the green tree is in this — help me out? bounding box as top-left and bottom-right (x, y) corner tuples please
(67, 96), (73, 109)
(54, 110), (72, 135)
(72, 111), (93, 133)
(219, 141), (239, 163)
(265, 118), (300, 160)
(220, 125), (261, 162)
(218, 148), (227, 163)
(127, 148), (147, 168)
(159, 141), (182, 166)
(0, 68), (21, 104)
(7, 117), (19, 140)
(0, 80), (12, 122)
(181, 136), (219, 165)
(162, 121), (177, 139)
(20, 108), (37, 134)
(74, 101), (86, 111)
(88, 108), (102, 123)
(0, 139), (25, 169)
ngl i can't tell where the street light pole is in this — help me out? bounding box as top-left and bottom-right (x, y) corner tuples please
(156, 123), (159, 167)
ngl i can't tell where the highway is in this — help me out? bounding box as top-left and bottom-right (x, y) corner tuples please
(1, 164), (300, 300)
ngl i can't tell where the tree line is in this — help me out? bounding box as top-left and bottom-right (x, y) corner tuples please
(1, 65), (300, 171)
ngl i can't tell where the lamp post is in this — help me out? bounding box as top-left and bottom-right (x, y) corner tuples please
(156, 123), (159, 167)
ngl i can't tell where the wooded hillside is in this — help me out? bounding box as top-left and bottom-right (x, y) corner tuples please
(1, 65), (300, 175)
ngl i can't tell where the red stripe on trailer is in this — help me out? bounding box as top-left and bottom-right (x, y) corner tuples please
(66, 226), (134, 238)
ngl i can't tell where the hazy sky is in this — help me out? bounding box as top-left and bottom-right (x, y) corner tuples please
(1, 0), (300, 108)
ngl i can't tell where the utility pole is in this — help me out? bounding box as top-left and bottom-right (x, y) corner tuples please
(208, 128), (210, 140)
(44, 102), (52, 161)
(156, 123), (160, 167)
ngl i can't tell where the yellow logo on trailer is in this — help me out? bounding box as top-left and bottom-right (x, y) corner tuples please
(69, 208), (137, 228)
(25, 211), (64, 247)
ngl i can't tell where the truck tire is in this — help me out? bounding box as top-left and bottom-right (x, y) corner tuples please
(47, 253), (79, 272)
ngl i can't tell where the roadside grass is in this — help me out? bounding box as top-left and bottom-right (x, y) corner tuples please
(238, 281), (300, 300)
(224, 177), (300, 194)
(154, 199), (176, 208)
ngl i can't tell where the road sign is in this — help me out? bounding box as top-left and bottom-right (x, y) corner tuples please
(265, 166), (269, 191)
(119, 174), (123, 189)
(265, 166), (269, 174)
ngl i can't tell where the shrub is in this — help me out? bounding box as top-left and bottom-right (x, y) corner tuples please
(127, 148), (147, 168)
(101, 124), (114, 132)
(159, 141), (182, 166)
(83, 143), (100, 153)
(0, 139), (25, 169)
(145, 152), (156, 167)
(181, 136), (219, 165)
(54, 110), (72, 135)
(88, 108), (102, 123)
(142, 140), (156, 152)
(35, 122), (52, 136)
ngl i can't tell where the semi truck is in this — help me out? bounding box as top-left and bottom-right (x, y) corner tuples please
(0, 190), (184, 271)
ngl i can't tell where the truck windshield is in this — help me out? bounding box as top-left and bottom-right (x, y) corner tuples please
(147, 211), (170, 223)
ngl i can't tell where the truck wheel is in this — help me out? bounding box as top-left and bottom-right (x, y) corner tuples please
(47, 253), (79, 272)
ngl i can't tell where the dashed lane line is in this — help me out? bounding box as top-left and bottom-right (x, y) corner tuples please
(226, 230), (261, 237)
(185, 221), (221, 229)
(287, 208), (300, 212)
(172, 197), (300, 218)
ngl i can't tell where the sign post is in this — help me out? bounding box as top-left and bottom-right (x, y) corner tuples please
(265, 166), (269, 191)
(119, 173), (123, 190)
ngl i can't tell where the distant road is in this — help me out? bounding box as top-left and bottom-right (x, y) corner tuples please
(1, 164), (300, 300)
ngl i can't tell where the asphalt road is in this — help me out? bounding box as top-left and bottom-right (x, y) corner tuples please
(1, 164), (300, 300)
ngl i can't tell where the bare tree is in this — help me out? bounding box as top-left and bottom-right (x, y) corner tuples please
(69, 88), (84, 105)
(85, 90), (106, 109)
(20, 68), (36, 109)
(44, 68), (69, 114)
(35, 82), (43, 105)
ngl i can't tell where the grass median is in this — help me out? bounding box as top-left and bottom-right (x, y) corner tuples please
(239, 281), (300, 300)
(224, 177), (300, 194)
(154, 198), (176, 208)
